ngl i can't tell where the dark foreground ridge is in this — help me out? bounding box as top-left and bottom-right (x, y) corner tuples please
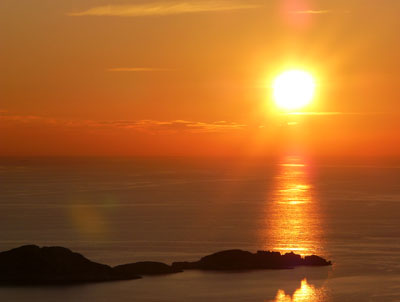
(172, 249), (331, 271)
(0, 246), (330, 285)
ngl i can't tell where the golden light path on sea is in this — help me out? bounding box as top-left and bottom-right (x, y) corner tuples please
(262, 155), (325, 256)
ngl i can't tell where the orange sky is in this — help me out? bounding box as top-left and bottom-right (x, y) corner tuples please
(1, 0), (400, 157)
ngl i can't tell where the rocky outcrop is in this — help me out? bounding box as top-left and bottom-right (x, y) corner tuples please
(172, 249), (331, 271)
(114, 261), (182, 276)
(0, 246), (331, 285)
(0, 245), (141, 285)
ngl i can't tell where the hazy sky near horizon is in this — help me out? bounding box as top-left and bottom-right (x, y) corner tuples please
(1, 0), (400, 156)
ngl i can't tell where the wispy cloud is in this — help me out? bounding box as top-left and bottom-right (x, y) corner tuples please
(291, 10), (350, 15)
(285, 112), (385, 116)
(107, 67), (173, 72)
(67, 1), (260, 17)
(92, 119), (246, 133)
(291, 10), (331, 14)
(0, 114), (48, 123)
(0, 113), (245, 134)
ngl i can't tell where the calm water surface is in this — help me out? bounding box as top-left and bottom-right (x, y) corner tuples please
(0, 157), (399, 301)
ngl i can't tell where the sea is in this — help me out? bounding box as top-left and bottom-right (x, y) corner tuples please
(0, 156), (399, 301)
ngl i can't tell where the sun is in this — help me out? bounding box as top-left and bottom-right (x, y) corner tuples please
(272, 70), (316, 111)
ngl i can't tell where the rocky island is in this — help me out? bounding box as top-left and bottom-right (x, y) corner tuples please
(0, 245), (331, 285)
(0, 245), (141, 284)
(172, 249), (331, 271)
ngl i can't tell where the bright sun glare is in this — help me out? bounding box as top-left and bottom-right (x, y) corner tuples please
(273, 70), (316, 111)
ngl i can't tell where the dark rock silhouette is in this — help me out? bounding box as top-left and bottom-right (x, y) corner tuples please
(114, 261), (182, 276)
(0, 245), (331, 285)
(0, 245), (141, 285)
(172, 249), (331, 271)
(303, 254), (332, 266)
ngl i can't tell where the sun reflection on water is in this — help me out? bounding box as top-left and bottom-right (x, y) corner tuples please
(262, 156), (324, 256)
(272, 279), (327, 302)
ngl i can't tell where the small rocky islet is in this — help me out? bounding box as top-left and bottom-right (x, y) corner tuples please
(172, 249), (331, 271)
(0, 245), (331, 285)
